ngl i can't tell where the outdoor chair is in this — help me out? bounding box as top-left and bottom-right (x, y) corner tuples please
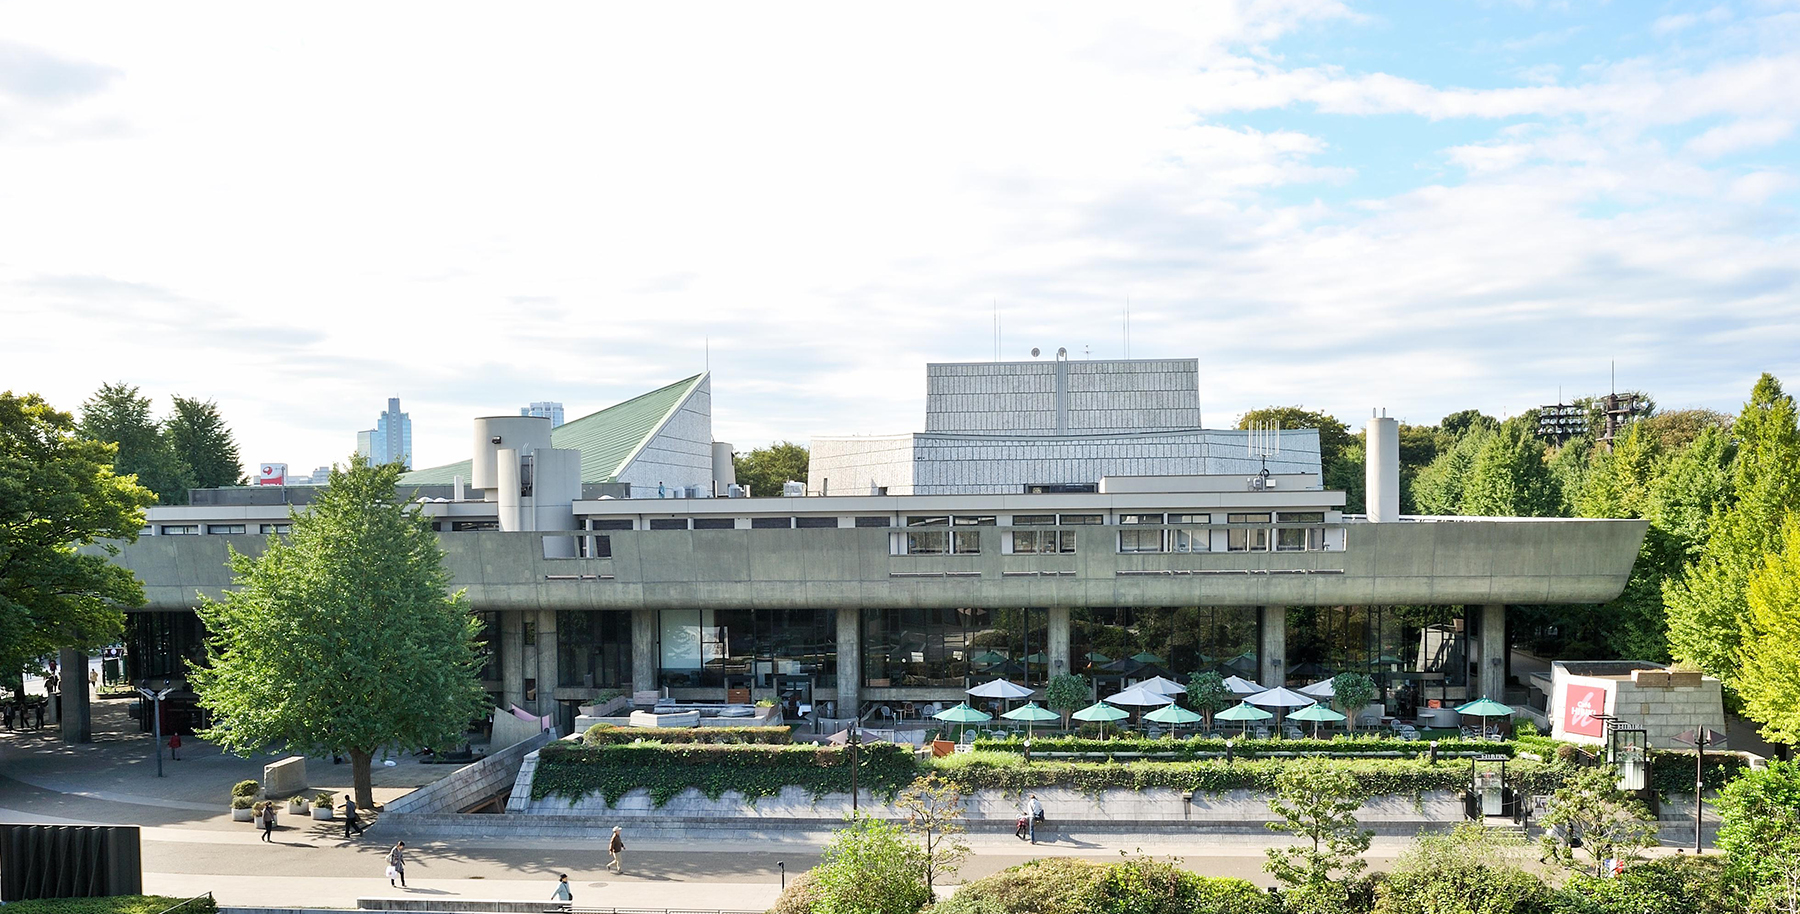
(1253, 726), (1271, 740)
(1357, 714), (1381, 729)
(953, 743), (973, 754)
(1283, 725), (1305, 740)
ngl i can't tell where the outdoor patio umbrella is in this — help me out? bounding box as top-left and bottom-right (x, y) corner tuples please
(1135, 675), (1188, 697)
(1023, 652), (1049, 665)
(1002, 701), (1061, 746)
(971, 651), (1010, 666)
(1104, 684), (1176, 708)
(1289, 702), (1346, 739)
(968, 677), (1036, 700)
(1298, 679), (1336, 699)
(1144, 703), (1204, 737)
(1130, 652), (1163, 665)
(827, 727), (888, 745)
(1214, 700), (1274, 736)
(934, 701), (993, 742)
(1222, 675), (1264, 696)
(1072, 701), (1129, 739)
(1455, 698), (1515, 739)
(1246, 686), (1316, 732)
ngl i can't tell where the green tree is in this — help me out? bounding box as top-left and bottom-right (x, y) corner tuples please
(1666, 374), (1800, 694)
(812, 815), (931, 914)
(1331, 672), (1377, 731)
(734, 441), (809, 498)
(1539, 765), (1657, 873)
(1264, 757), (1372, 898)
(1461, 419), (1563, 517)
(1411, 425), (1492, 516)
(1438, 409), (1498, 446)
(1638, 408), (1733, 453)
(1238, 406), (1353, 469)
(1185, 671), (1232, 729)
(191, 456), (489, 810)
(165, 396), (245, 489)
(1324, 440), (1366, 514)
(1044, 673), (1090, 726)
(1739, 517), (1800, 745)
(1373, 823), (1548, 914)
(1717, 758), (1800, 910)
(896, 773), (969, 891)
(0, 392), (156, 688)
(79, 382), (189, 504)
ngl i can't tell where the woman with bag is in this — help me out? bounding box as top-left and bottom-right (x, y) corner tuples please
(608, 826), (625, 873)
(386, 840), (406, 887)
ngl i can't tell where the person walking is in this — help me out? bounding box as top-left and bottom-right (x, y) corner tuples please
(552, 874), (573, 903)
(386, 840), (407, 887)
(260, 804), (276, 842)
(608, 825), (625, 874)
(1026, 794), (1044, 845)
(343, 795), (365, 839)
(168, 733), (182, 760)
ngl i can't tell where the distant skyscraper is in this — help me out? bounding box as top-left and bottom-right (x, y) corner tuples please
(356, 397), (413, 469)
(521, 401), (566, 428)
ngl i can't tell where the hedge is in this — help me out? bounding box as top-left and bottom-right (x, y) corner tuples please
(581, 724), (793, 745)
(531, 741), (917, 805)
(970, 735), (1512, 759)
(0, 897), (218, 914)
(933, 857), (1279, 914)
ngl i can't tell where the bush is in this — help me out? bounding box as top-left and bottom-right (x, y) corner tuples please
(532, 741), (917, 806)
(582, 724), (793, 745)
(314, 791), (335, 808)
(970, 735), (1506, 759)
(812, 816), (929, 914)
(0, 897), (219, 914)
(1374, 824), (1551, 914)
(1550, 855), (1741, 914)
(934, 858), (1276, 914)
(230, 779), (260, 798)
(767, 868), (821, 914)
(230, 795), (255, 810)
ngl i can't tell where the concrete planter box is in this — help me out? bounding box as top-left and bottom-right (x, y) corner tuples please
(231, 807), (253, 822)
(288, 800), (310, 815)
(312, 806), (335, 820)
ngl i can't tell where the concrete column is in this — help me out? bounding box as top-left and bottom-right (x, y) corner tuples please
(1477, 604), (1507, 700)
(1047, 607), (1071, 680)
(59, 648), (90, 742)
(536, 610), (559, 715)
(631, 608), (657, 694)
(836, 607), (861, 719)
(500, 611), (525, 709)
(1260, 606), (1286, 687)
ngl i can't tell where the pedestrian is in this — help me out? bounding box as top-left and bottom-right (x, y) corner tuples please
(168, 732), (182, 760)
(608, 825), (625, 873)
(89, 668), (99, 694)
(386, 840), (407, 887)
(552, 874), (573, 903)
(344, 795), (365, 839)
(1027, 793), (1044, 845)
(260, 804), (276, 842)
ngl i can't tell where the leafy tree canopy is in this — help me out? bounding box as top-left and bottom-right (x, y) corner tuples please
(812, 816), (931, 914)
(1739, 516), (1800, 745)
(1438, 409), (1498, 444)
(1717, 758), (1800, 894)
(1237, 407), (1353, 467)
(191, 456), (489, 809)
(79, 382), (189, 504)
(1411, 425), (1492, 516)
(1460, 419), (1562, 517)
(0, 392), (155, 683)
(734, 441), (809, 498)
(1264, 757), (1373, 900)
(166, 396), (245, 489)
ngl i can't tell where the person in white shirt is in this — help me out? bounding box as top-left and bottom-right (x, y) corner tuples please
(1026, 794), (1044, 844)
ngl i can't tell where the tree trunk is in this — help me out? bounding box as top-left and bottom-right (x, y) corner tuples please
(350, 747), (375, 811)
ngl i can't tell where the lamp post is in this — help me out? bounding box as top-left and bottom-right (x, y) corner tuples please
(778, 861), (786, 890)
(847, 728), (861, 815)
(136, 679), (173, 778)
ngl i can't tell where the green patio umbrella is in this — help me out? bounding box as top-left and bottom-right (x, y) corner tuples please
(1144, 703), (1204, 737)
(1455, 698), (1515, 739)
(1002, 701), (1061, 751)
(1071, 701), (1129, 739)
(1214, 700), (1274, 736)
(1084, 652), (1112, 663)
(1023, 652), (1049, 665)
(1131, 652), (1163, 665)
(1289, 703), (1347, 739)
(934, 701), (993, 743)
(972, 651), (1009, 666)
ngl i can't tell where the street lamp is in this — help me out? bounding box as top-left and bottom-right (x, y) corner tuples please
(847, 728), (861, 815)
(136, 679), (173, 778)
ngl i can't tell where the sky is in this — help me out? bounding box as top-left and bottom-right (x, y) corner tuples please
(3, 1), (1798, 474)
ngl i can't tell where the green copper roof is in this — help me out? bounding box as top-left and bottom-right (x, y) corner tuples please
(401, 373), (706, 487)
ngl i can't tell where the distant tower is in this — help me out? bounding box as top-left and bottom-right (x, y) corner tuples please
(360, 398), (413, 469)
(521, 401), (566, 428)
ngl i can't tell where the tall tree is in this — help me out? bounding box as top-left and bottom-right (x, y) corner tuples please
(1437, 409), (1498, 446)
(1666, 374), (1800, 693)
(166, 396), (245, 489)
(1738, 517), (1800, 745)
(1411, 425), (1492, 516)
(1264, 757), (1373, 902)
(0, 392), (156, 685)
(733, 442), (809, 497)
(78, 382), (188, 504)
(192, 456), (488, 809)
(1460, 419), (1562, 517)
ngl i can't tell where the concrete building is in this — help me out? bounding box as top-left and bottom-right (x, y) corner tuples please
(521, 401), (566, 428)
(811, 357), (1317, 496)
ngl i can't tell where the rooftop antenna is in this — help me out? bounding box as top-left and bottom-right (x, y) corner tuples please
(705, 335), (710, 373)
(993, 300), (1000, 361)
(1248, 420), (1281, 484)
(1124, 298), (1131, 359)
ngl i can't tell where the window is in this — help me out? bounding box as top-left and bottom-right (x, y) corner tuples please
(1274, 527), (1326, 551)
(558, 610), (631, 689)
(258, 523), (291, 535)
(893, 529), (981, 555)
(1172, 529), (1209, 552)
(907, 515), (949, 527)
(1058, 514), (1104, 525)
(751, 517), (794, 529)
(656, 608), (836, 690)
(1228, 527), (1269, 552)
(160, 525), (198, 535)
(854, 516), (892, 527)
(1118, 513), (1164, 525)
(580, 535), (613, 558)
(1011, 530), (1076, 554)
(864, 607), (1047, 687)
(1011, 514), (1055, 526)
(953, 531), (982, 554)
(1168, 513), (1209, 525)
(954, 515), (996, 526)
(205, 524), (246, 535)
(796, 516), (838, 529)
(1278, 512), (1326, 524)
(692, 517), (735, 530)
(1226, 513), (1272, 524)
(590, 518), (634, 531)
(452, 520), (500, 531)
(1026, 483), (1097, 494)
(1118, 528), (1165, 553)
(649, 518), (688, 530)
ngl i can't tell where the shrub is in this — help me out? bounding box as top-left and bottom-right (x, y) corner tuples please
(230, 779), (260, 798)
(532, 742), (917, 806)
(581, 725), (793, 746)
(314, 791), (335, 808)
(1550, 855), (1741, 914)
(767, 868), (820, 914)
(971, 735), (1505, 759)
(811, 816), (929, 914)
(1374, 823), (1551, 914)
(230, 795), (255, 810)
(1716, 757), (1800, 904)
(934, 858), (1276, 914)
(0, 897), (219, 914)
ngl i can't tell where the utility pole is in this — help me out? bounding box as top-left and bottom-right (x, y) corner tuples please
(137, 680), (173, 778)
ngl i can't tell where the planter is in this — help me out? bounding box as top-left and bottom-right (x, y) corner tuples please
(312, 806), (334, 820)
(289, 800), (310, 815)
(231, 807), (253, 822)
(250, 813), (265, 828)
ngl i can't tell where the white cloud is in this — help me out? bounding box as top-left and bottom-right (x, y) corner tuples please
(1685, 116), (1796, 157)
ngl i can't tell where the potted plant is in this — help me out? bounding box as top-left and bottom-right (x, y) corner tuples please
(251, 800), (270, 828)
(231, 794), (255, 822)
(288, 795), (310, 815)
(311, 792), (336, 820)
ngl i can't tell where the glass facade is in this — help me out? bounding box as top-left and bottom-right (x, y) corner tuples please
(125, 611), (208, 682)
(1070, 607), (1260, 686)
(1284, 605), (1470, 705)
(863, 608), (1048, 687)
(656, 608), (836, 689)
(557, 610), (631, 689)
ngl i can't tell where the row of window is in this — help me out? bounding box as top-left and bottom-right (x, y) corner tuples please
(581, 510), (1330, 532)
(887, 526), (1332, 556)
(158, 523), (290, 536)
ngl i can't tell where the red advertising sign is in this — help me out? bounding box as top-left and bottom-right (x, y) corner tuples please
(1562, 683), (1608, 738)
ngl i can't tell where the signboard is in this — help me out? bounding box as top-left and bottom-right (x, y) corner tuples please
(1562, 683), (1609, 738)
(257, 464), (287, 486)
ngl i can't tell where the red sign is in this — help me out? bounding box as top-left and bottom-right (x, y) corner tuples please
(257, 464), (287, 486)
(1562, 683), (1608, 738)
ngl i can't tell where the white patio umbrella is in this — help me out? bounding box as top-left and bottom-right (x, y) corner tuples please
(1104, 684), (1177, 708)
(1222, 675), (1264, 696)
(1134, 675), (1188, 697)
(1299, 679), (1336, 699)
(1246, 686), (1317, 733)
(967, 678), (1035, 713)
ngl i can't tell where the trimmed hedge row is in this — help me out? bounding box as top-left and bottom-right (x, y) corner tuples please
(0, 897), (219, 914)
(970, 735), (1511, 758)
(930, 750), (1570, 796)
(580, 724), (793, 745)
(532, 741), (917, 805)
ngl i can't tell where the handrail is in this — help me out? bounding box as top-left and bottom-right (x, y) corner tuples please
(155, 892), (214, 914)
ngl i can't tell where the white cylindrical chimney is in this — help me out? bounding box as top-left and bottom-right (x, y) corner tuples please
(471, 416), (553, 500)
(1366, 415), (1400, 522)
